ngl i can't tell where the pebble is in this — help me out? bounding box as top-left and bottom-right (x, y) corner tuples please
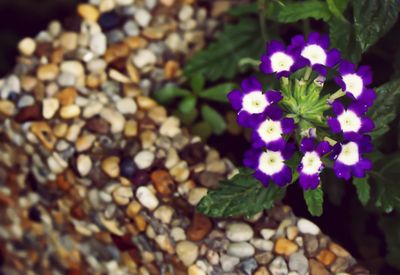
(309, 259), (329, 275)
(90, 33), (107, 55)
(297, 219), (320, 235)
(115, 0), (133, 6)
(132, 49), (157, 69)
(60, 61), (84, 77)
(100, 108), (125, 133)
(188, 265), (206, 275)
(316, 249), (336, 266)
(274, 238), (299, 256)
(112, 186), (133, 206)
(159, 116), (180, 137)
(75, 134), (96, 152)
(60, 32), (79, 51)
(77, 4), (100, 22)
(134, 150), (155, 170)
(227, 242), (255, 258)
(220, 254), (240, 272)
(329, 243), (350, 258)
(188, 187), (208, 206)
(261, 228), (276, 240)
(269, 256), (288, 275)
(136, 186), (159, 210)
(0, 100), (15, 116)
(165, 227), (183, 244)
(60, 105), (81, 119)
(151, 170), (175, 196)
(18, 37), (36, 56)
(123, 20), (140, 36)
(134, 8), (152, 27)
(83, 101), (103, 118)
(154, 205), (174, 224)
(226, 222), (254, 242)
(77, 154), (92, 176)
(116, 97), (137, 114)
(176, 241), (198, 267)
(120, 157), (136, 178)
(101, 156), (120, 178)
(37, 64), (59, 81)
(240, 258), (258, 275)
(170, 161), (189, 182)
(289, 252), (309, 275)
(124, 120), (138, 137)
(179, 5), (194, 21)
(250, 239), (274, 251)
(187, 213), (212, 242)
(42, 98), (60, 119)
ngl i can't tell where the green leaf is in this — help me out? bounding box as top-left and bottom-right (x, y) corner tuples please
(201, 104), (226, 135)
(328, 18), (362, 63)
(372, 154), (400, 212)
(199, 83), (237, 103)
(228, 2), (258, 16)
(197, 168), (286, 217)
(276, 1), (332, 23)
(304, 188), (324, 216)
(184, 17), (263, 81)
(353, 0), (399, 52)
(327, 0), (349, 21)
(379, 215), (400, 270)
(153, 85), (191, 104)
(368, 79), (400, 140)
(178, 96), (197, 114)
(190, 74), (205, 94)
(353, 176), (370, 205)
(173, 108), (198, 126)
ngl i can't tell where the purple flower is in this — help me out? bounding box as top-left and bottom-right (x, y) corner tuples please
(297, 138), (331, 190)
(327, 101), (374, 141)
(260, 40), (300, 78)
(251, 111), (295, 150)
(335, 61), (376, 107)
(331, 135), (373, 180)
(289, 32), (341, 76)
(244, 144), (295, 187)
(227, 76), (283, 127)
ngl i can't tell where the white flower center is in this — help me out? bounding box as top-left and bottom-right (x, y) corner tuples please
(337, 110), (361, 133)
(259, 151), (285, 176)
(242, 91), (268, 114)
(301, 44), (327, 65)
(270, 52), (294, 73)
(337, 142), (359, 166)
(257, 119), (282, 143)
(342, 74), (363, 98)
(301, 151), (322, 175)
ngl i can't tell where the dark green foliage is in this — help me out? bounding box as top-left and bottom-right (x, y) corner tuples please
(304, 188), (324, 216)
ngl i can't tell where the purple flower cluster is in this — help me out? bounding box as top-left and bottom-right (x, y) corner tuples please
(228, 32), (376, 189)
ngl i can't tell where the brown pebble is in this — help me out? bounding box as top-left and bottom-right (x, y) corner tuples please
(31, 122), (57, 150)
(104, 43), (130, 63)
(164, 60), (180, 79)
(151, 170), (175, 196)
(309, 259), (329, 275)
(86, 117), (110, 134)
(316, 249), (337, 266)
(187, 212), (212, 241)
(56, 174), (71, 191)
(70, 203), (86, 220)
(329, 242), (350, 258)
(15, 104), (42, 123)
(58, 87), (77, 106)
(124, 37), (148, 50)
(274, 238), (299, 256)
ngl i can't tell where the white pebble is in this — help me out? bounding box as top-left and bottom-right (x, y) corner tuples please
(297, 219), (320, 235)
(171, 227), (186, 242)
(260, 228), (276, 240)
(134, 150), (155, 169)
(18, 37), (36, 56)
(227, 242), (255, 258)
(42, 98), (60, 119)
(136, 186), (159, 210)
(90, 33), (107, 55)
(220, 254), (240, 272)
(226, 222), (254, 242)
(77, 154), (92, 176)
(179, 5), (194, 21)
(154, 205), (174, 224)
(135, 8), (152, 27)
(116, 97), (137, 114)
(250, 238), (274, 251)
(176, 241), (198, 267)
(132, 49), (157, 69)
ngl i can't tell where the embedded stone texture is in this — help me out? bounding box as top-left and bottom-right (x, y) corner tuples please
(0, 0), (369, 274)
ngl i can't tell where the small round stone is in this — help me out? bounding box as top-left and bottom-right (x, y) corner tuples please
(77, 154), (92, 176)
(116, 97), (137, 114)
(176, 241), (198, 267)
(77, 4), (100, 22)
(101, 156), (120, 178)
(60, 105), (81, 119)
(18, 37), (36, 56)
(226, 222), (254, 242)
(37, 64), (59, 81)
(269, 256), (288, 275)
(153, 205), (174, 224)
(289, 252), (309, 275)
(42, 98), (60, 119)
(134, 150), (155, 170)
(90, 33), (107, 55)
(136, 186), (159, 210)
(134, 8), (152, 27)
(274, 238), (299, 256)
(171, 227), (186, 242)
(112, 186), (133, 206)
(220, 254), (240, 272)
(227, 242), (255, 258)
(297, 218), (320, 235)
(120, 157), (136, 178)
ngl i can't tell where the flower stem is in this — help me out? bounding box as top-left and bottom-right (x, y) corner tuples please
(258, 0), (268, 43)
(303, 67), (312, 81)
(328, 89), (346, 103)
